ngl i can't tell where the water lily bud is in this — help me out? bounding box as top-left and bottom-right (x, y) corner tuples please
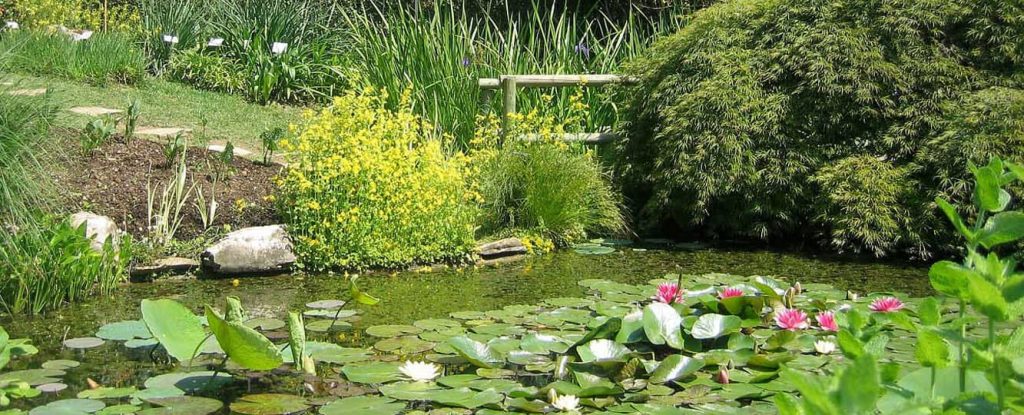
(793, 282), (802, 295)
(715, 368), (730, 384)
(846, 290), (859, 301)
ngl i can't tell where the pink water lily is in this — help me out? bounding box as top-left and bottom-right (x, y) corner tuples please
(715, 368), (730, 384)
(652, 283), (684, 304)
(816, 311), (838, 332)
(775, 308), (809, 331)
(718, 287), (744, 299)
(869, 296), (905, 313)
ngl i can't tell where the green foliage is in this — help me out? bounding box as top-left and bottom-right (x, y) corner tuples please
(471, 112), (625, 245)
(620, 0), (1024, 256)
(276, 88), (478, 270)
(2, 0), (139, 32)
(123, 97), (140, 142)
(0, 217), (132, 314)
(79, 116), (117, 154)
(0, 30), (145, 85)
(259, 127), (283, 166)
(168, 49), (246, 94)
(138, 0), (205, 71)
(0, 326), (39, 406)
(0, 86), (55, 227)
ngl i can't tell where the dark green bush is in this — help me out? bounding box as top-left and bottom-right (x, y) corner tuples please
(618, 0), (1024, 256)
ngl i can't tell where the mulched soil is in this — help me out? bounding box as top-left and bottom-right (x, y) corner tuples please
(57, 133), (281, 240)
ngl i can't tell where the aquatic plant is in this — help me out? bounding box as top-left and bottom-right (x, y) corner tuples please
(868, 296), (905, 313)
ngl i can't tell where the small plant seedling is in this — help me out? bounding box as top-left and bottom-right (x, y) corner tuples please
(213, 141), (235, 181)
(162, 132), (187, 166)
(123, 98), (140, 143)
(260, 127), (284, 165)
(80, 117), (118, 154)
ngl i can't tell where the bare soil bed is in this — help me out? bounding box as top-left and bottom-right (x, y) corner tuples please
(57, 133), (280, 240)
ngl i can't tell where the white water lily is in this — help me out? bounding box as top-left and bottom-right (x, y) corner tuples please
(551, 393), (580, 412)
(399, 361), (441, 381)
(815, 340), (836, 355)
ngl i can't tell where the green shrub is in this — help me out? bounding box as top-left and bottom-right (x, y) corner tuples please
(0, 217), (132, 314)
(0, 30), (146, 84)
(472, 111), (625, 245)
(276, 87), (478, 270)
(619, 0), (1024, 256)
(0, 87), (56, 227)
(168, 48), (246, 94)
(139, 0), (206, 71)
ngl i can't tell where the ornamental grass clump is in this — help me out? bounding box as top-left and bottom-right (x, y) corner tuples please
(276, 87), (478, 270)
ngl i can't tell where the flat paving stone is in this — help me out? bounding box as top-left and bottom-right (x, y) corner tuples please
(9, 88), (46, 96)
(135, 127), (189, 137)
(208, 144), (253, 158)
(69, 106), (123, 117)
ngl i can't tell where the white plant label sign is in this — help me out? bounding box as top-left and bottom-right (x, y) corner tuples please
(208, 37), (224, 47)
(5, 21), (18, 30)
(163, 34), (179, 44)
(271, 42), (288, 54)
(73, 30), (93, 41)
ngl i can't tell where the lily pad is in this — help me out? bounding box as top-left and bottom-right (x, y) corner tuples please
(342, 362), (402, 384)
(63, 337), (104, 349)
(125, 339), (160, 349)
(77, 387), (137, 399)
(303, 309), (357, 319)
(36, 383), (68, 393)
(96, 321), (152, 341)
(140, 299), (207, 363)
(244, 318), (286, 331)
(32, 399), (105, 414)
(0, 369), (65, 385)
(305, 319), (353, 332)
(306, 300), (346, 309)
(642, 303), (684, 349)
(41, 360), (80, 370)
(447, 337), (504, 369)
(690, 314), (742, 340)
(374, 336), (435, 355)
(649, 355), (705, 383)
(143, 371), (234, 393)
(95, 405), (141, 415)
(229, 394), (309, 415)
(365, 325), (422, 338)
(143, 396), (223, 415)
(573, 244), (615, 255)
(319, 396), (405, 415)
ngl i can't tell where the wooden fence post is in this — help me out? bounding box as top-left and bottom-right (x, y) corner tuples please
(501, 76), (517, 138)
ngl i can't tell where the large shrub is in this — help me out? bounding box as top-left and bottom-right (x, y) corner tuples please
(276, 87), (478, 270)
(618, 0), (1024, 256)
(0, 30), (146, 84)
(472, 109), (625, 245)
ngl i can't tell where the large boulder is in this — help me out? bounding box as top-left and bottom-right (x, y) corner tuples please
(69, 212), (121, 253)
(201, 225), (296, 275)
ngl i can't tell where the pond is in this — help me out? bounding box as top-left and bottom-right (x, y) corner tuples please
(1, 246), (930, 412)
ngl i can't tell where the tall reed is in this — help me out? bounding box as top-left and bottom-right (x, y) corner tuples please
(0, 30), (146, 84)
(346, 4), (680, 145)
(0, 84), (56, 228)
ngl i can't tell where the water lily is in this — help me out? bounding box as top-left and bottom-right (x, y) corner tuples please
(869, 296), (904, 313)
(816, 311), (838, 332)
(715, 367), (730, 384)
(815, 340), (836, 355)
(775, 308), (809, 331)
(652, 283), (684, 304)
(399, 361), (440, 381)
(718, 287), (744, 299)
(550, 393), (580, 412)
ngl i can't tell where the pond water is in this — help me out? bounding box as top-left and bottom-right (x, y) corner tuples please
(1, 246), (930, 410)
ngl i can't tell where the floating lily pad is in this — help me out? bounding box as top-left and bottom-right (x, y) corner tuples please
(143, 396), (223, 415)
(365, 325), (422, 338)
(96, 321), (152, 341)
(447, 337), (503, 369)
(63, 337), (104, 349)
(573, 244), (615, 255)
(374, 336), (434, 355)
(303, 309), (357, 319)
(36, 383), (68, 393)
(78, 387), (137, 399)
(306, 300), (346, 309)
(342, 362), (402, 384)
(32, 399), (105, 414)
(243, 318), (286, 331)
(413, 319), (462, 331)
(41, 360), (80, 370)
(143, 371), (233, 393)
(449, 311), (487, 320)
(125, 338), (159, 349)
(0, 369), (65, 385)
(305, 319), (353, 332)
(95, 405), (141, 415)
(319, 396), (405, 415)
(229, 394), (309, 415)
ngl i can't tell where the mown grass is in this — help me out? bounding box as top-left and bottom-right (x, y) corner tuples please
(5, 73), (304, 150)
(0, 30), (146, 85)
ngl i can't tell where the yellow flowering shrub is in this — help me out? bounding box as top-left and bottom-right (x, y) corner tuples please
(276, 87), (478, 270)
(5, 0), (139, 32)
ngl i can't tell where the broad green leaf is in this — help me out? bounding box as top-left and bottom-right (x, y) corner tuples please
(341, 362), (402, 384)
(615, 310), (646, 344)
(225, 296), (246, 323)
(642, 303), (684, 349)
(914, 329), (948, 368)
(928, 261), (972, 300)
(140, 299), (207, 362)
(774, 393), (805, 415)
(572, 317), (621, 347)
(780, 369), (835, 414)
(229, 393), (309, 415)
(320, 396), (404, 415)
(917, 297), (940, 326)
(448, 336), (504, 369)
(837, 330), (865, 359)
(1003, 274), (1024, 303)
(972, 164), (1002, 212)
(935, 198), (974, 241)
(690, 314), (741, 340)
(205, 306), (283, 371)
(649, 355), (704, 383)
(877, 367), (994, 413)
(837, 354), (880, 414)
(350, 277), (381, 305)
(966, 273), (1009, 321)
(287, 312), (307, 374)
(977, 212), (1024, 249)
(576, 339), (630, 362)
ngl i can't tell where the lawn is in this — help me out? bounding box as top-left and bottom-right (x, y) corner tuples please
(3, 73), (304, 150)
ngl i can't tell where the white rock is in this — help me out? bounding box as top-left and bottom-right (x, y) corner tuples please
(201, 225), (296, 275)
(69, 212), (120, 253)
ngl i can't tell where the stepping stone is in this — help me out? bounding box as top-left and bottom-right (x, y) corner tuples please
(130, 257), (200, 280)
(9, 88), (46, 96)
(208, 144), (253, 158)
(69, 106), (123, 117)
(135, 127), (189, 138)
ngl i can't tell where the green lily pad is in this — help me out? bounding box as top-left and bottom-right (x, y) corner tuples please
(143, 371), (233, 393)
(140, 299), (207, 363)
(303, 309), (357, 319)
(0, 369), (65, 385)
(63, 337), (104, 349)
(41, 360), (80, 370)
(690, 314), (742, 340)
(413, 319), (462, 331)
(573, 244), (615, 255)
(95, 405), (141, 415)
(374, 336), (435, 355)
(649, 355), (705, 383)
(243, 318), (286, 331)
(32, 399), (105, 414)
(366, 325), (422, 338)
(125, 339), (159, 348)
(642, 303), (684, 349)
(143, 396), (223, 415)
(342, 362), (402, 384)
(229, 394), (309, 415)
(447, 337), (504, 369)
(305, 319), (353, 332)
(306, 300), (346, 309)
(77, 387), (137, 399)
(36, 383), (68, 393)
(96, 321), (152, 341)
(577, 339), (630, 362)
(319, 396), (405, 415)
(520, 333), (571, 354)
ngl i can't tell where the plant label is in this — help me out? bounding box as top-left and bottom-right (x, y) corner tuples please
(5, 21), (18, 30)
(163, 34), (179, 44)
(72, 30), (93, 41)
(208, 37), (224, 47)
(271, 42), (288, 54)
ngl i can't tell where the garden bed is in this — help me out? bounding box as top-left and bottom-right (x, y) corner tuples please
(56, 133), (279, 240)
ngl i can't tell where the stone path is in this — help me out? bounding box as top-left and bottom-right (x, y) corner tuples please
(9, 88), (47, 96)
(208, 143), (254, 158)
(69, 106), (123, 117)
(135, 127), (190, 138)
